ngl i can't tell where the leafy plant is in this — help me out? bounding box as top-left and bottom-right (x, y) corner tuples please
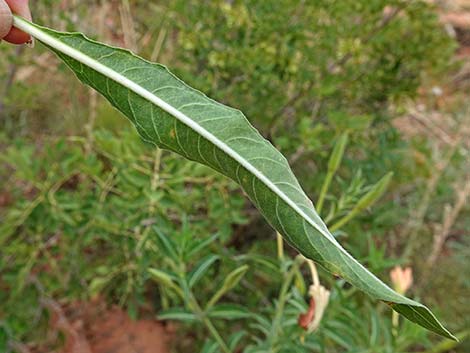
(169, 0), (455, 146)
(0, 126), (248, 347)
(9, 15), (455, 341)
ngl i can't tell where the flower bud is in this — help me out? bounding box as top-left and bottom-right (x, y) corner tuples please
(390, 266), (413, 294)
(327, 133), (348, 173)
(355, 172), (393, 212)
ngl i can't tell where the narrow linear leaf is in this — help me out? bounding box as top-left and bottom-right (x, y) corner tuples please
(158, 307), (198, 323)
(201, 340), (219, 353)
(13, 16), (455, 340)
(228, 331), (247, 351)
(422, 330), (469, 353)
(148, 268), (177, 287)
(207, 264), (249, 309)
(207, 304), (252, 320)
(330, 172), (393, 232)
(317, 132), (348, 213)
(328, 133), (348, 173)
(148, 268), (184, 299)
(188, 254), (219, 288)
(153, 227), (178, 262)
(187, 233), (219, 258)
(221, 264), (249, 291)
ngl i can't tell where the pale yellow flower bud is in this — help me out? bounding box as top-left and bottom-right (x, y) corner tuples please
(390, 266), (413, 295)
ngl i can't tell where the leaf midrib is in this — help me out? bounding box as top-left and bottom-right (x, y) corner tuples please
(12, 16), (335, 244)
(11, 16), (458, 341)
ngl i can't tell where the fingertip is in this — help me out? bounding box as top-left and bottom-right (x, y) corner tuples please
(0, 1), (13, 39)
(4, 0), (32, 44)
(3, 26), (30, 44)
(5, 0), (31, 19)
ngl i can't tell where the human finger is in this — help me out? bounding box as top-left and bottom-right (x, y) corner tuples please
(3, 0), (32, 44)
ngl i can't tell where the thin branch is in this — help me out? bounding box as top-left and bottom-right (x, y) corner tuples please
(403, 120), (465, 260)
(426, 178), (470, 270)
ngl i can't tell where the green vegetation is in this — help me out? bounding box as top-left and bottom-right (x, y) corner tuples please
(1, 1), (468, 352)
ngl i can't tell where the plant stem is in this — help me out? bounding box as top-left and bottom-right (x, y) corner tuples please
(148, 148), (163, 215)
(306, 257), (319, 286)
(191, 297), (231, 353)
(203, 316), (231, 353)
(392, 310), (399, 338)
(276, 232), (284, 261)
(316, 172), (333, 214)
(85, 89), (97, 155)
(180, 271), (231, 353)
(269, 256), (301, 349)
(317, 133), (348, 214)
(330, 172), (392, 232)
(329, 209), (356, 232)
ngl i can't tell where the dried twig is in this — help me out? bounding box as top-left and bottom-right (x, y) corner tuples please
(402, 117), (465, 260)
(426, 178), (470, 269)
(119, 0), (137, 52)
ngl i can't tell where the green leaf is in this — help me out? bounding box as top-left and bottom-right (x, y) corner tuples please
(187, 233), (219, 258)
(206, 265), (249, 310)
(14, 16), (455, 340)
(148, 268), (183, 298)
(207, 264), (249, 309)
(148, 268), (176, 287)
(330, 172), (393, 232)
(355, 172), (394, 211)
(88, 276), (110, 296)
(158, 307), (198, 323)
(228, 331), (246, 351)
(153, 227), (178, 262)
(422, 330), (469, 353)
(207, 304), (251, 320)
(188, 255), (219, 288)
(236, 254), (279, 274)
(221, 265), (249, 291)
(200, 340), (219, 353)
(328, 133), (348, 173)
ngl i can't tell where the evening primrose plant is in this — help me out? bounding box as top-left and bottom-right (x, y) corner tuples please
(0, 127), (455, 352)
(7, 14), (456, 343)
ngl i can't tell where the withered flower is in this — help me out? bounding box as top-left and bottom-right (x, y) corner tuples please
(298, 258), (330, 333)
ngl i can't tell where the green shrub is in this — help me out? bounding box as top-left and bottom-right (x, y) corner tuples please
(0, 128), (247, 346)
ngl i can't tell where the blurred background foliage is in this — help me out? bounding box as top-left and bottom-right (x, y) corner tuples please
(0, 0), (469, 352)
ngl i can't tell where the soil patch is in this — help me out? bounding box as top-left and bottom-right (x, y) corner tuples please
(36, 299), (172, 353)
